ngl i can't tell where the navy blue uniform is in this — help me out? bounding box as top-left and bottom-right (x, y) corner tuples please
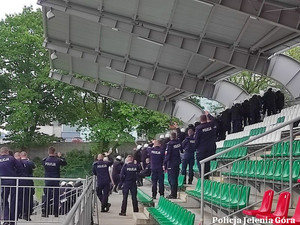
(149, 146), (165, 197)
(0, 155), (23, 223)
(181, 135), (196, 183)
(42, 156), (67, 217)
(92, 159), (113, 211)
(112, 160), (124, 192)
(19, 159), (36, 219)
(195, 114), (217, 179)
(164, 140), (182, 198)
(120, 163), (140, 214)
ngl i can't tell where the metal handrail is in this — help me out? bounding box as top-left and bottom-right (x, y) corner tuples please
(0, 177), (86, 181)
(199, 114), (300, 224)
(61, 177), (94, 225)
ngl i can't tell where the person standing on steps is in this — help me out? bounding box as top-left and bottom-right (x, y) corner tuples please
(119, 155), (140, 216)
(148, 139), (165, 199)
(112, 155), (124, 193)
(164, 132), (182, 199)
(93, 153), (113, 212)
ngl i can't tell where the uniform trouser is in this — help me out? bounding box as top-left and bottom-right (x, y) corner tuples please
(18, 184), (34, 218)
(167, 166), (179, 197)
(121, 183), (138, 213)
(1, 185), (16, 223)
(267, 105), (277, 116)
(196, 149), (216, 179)
(112, 175), (120, 191)
(96, 183), (110, 209)
(181, 154), (194, 182)
(151, 169), (164, 197)
(232, 120), (242, 133)
(42, 185), (59, 216)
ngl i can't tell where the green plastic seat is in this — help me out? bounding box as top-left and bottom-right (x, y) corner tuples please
(257, 160), (274, 179)
(294, 140), (300, 157)
(266, 160), (285, 180)
(249, 160), (264, 178)
(137, 188), (153, 206)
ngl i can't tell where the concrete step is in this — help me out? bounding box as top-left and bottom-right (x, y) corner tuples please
(133, 212), (156, 225)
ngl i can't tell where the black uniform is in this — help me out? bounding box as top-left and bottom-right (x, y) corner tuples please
(93, 158), (113, 212)
(19, 158), (36, 220)
(263, 88), (277, 116)
(231, 103), (243, 133)
(241, 100), (250, 126)
(137, 163), (151, 186)
(148, 146), (165, 198)
(249, 95), (262, 124)
(164, 139), (182, 198)
(195, 114), (217, 179)
(119, 162), (140, 214)
(42, 155), (67, 217)
(181, 135), (196, 184)
(221, 108), (231, 135)
(0, 154), (23, 222)
(275, 90), (284, 113)
(112, 160), (124, 192)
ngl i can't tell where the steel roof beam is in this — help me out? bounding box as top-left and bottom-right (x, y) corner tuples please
(39, 0), (270, 75)
(44, 39), (215, 98)
(49, 71), (174, 114)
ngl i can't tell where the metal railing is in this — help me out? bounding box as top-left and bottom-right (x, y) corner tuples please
(0, 177), (88, 224)
(199, 115), (300, 224)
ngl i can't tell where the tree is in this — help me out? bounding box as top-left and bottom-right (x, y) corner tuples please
(0, 7), (179, 151)
(0, 7), (83, 148)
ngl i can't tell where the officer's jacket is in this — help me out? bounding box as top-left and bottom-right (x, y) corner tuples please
(195, 114), (217, 151)
(120, 162), (140, 184)
(182, 135), (195, 155)
(0, 155), (23, 185)
(43, 156), (67, 185)
(93, 159), (113, 184)
(21, 159), (36, 177)
(149, 146), (164, 170)
(112, 160), (124, 177)
(164, 140), (182, 169)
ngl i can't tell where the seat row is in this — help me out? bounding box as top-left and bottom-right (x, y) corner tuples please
(243, 190), (300, 225)
(261, 140), (300, 158)
(223, 136), (250, 148)
(222, 159), (300, 182)
(277, 116), (285, 124)
(147, 196), (195, 225)
(216, 147), (247, 160)
(137, 188), (154, 206)
(185, 179), (250, 210)
(249, 127), (266, 136)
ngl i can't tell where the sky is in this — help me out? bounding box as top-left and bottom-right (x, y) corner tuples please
(0, 0), (40, 19)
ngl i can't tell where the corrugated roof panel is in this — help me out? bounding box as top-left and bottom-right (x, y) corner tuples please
(171, 0), (212, 35)
(159, 45), (191, 71)
(47, 9), (68, 42)
(73, 57), (98, 79)
(69, 0), (100, 9)
(205, 7), (248, 44)
(100, 27), (131, 56)
(138, 0), (175, 27)
(103, 0), (137, 18)
(130, 37), (161, 64)
(188, 56), (212, 75)
(70, 16), (100, 49)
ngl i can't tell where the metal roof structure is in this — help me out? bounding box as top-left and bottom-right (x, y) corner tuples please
(39, 0), (300, 115)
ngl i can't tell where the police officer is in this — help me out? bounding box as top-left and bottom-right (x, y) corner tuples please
(19, 151), (36, 221)
(241, 99), (250, 126)
(42, 147), (67, 217)
(164, 132), (182, 199)
(148, 140), (165, 199)
(112, 155), (124, 193)
(181, 128), (196, 184)
(93, 153), (113, 212)
(137, 157), (151, 186)
(249, 94), (262, 124)
(231, 103), (243, 133)
(263, 88), (277, 116)
(119, 155), (139, 216)
(275, 90), (284, 113)
(221, 108), (231, 135)
(195, 112), (217, 179)
(0, 147), (23, 225)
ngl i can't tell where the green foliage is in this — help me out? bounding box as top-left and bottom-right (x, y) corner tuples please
(284, 46), (300, 62)
(229, 71), (282, 94)
(187, 97), (224, 114)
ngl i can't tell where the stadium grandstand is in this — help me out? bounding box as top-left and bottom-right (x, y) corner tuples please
(5, 0), (299, 225)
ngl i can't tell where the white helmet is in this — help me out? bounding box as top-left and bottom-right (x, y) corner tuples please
(165, 133), (170, 138)
(159, 134), (165, 139)
(60, 181), (67, 186)
(67, 181), (74, 186)
(116, 155), (122, 160)
(137, 145), (142, 150)
(143, 143), (149, 148)
(180, 128), (185, 132)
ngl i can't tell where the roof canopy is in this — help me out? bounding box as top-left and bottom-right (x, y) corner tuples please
(39, 0), (300, 114)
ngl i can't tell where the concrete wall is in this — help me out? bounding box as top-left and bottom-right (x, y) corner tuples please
(0, 142), (136, 159)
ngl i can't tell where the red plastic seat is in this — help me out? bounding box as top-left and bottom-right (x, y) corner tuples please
(243, 190), (274, 216)
(298, 179), (300, 183)
(274, 196), (300, 225)
(256, 192), (290, 220)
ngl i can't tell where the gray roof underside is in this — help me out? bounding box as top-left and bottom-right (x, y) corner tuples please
(39, 0), (300, 114)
